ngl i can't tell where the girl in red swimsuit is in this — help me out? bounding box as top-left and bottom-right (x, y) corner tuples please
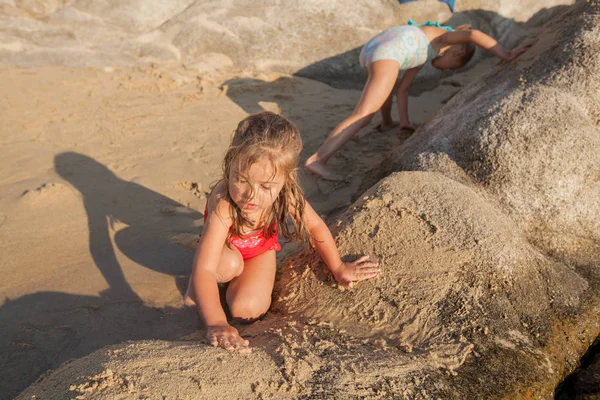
(184, 111), (380, 353)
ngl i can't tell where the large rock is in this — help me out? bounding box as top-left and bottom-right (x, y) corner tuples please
(0, 0), (573, 87)
(396, 0), (600, 268)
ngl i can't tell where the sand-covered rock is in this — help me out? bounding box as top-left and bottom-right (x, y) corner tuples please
(16, 2), (600, 399)
(396, 0), (600, 269)
(278, 171), (588, 353)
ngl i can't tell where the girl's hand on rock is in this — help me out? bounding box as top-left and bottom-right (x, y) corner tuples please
(333, 255), (380, 288)
(207, 324), (251, 354)
(506, 47), (526, 61)
(506, 38), (536, 61)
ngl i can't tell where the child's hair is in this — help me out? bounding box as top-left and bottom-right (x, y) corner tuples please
(220, 111), (309, 243)
(456, 24), (476, 66)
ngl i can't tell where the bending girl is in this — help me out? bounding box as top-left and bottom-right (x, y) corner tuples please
(305, 21), (529, 179)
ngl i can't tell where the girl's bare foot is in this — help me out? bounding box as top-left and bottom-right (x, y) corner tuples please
(375, 121), (400, 132)
(304, 154), (343, 181)
(399, 123), (418, 133)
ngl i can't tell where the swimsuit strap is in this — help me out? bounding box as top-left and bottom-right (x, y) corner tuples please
(408, 19), (454, 31)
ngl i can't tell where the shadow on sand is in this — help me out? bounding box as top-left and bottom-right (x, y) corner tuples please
(0, 152), (202, 399)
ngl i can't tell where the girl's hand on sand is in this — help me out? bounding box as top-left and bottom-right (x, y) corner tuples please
(333, 255), (380, 288)
(207, 324), (251, 354)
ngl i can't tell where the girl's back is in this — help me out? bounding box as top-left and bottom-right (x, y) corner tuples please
(359, 25), (439, 69)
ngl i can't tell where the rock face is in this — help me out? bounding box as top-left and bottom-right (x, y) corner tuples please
(0, 0), (573, 88)
(396, 0), (600, 270)
(556, 337), (600, 399)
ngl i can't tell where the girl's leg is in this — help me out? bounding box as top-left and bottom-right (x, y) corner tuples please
(376, 89), (400, 132)
(183, 244), (243, 307)
(226, 249), (277, 321)
(304, 60), (400, 179)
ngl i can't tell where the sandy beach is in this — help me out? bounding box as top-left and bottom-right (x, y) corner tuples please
(3, 0), (600, 399)
(0, 62), (468, 397)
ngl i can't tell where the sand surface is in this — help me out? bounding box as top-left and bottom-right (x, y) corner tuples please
(0, 61), (484, 398)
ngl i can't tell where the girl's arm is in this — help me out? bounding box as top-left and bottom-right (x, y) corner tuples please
(397, 67), (421, 129)
(191, 198), (249, 352)
(192, 199), (231, 325)
(441, 29), (522, 61)
(302, 200), (380, 287)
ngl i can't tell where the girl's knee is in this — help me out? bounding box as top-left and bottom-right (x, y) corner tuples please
(228, 297), (270, 321)
(215, 253), (243, 283)
(352, 109), (376, 124)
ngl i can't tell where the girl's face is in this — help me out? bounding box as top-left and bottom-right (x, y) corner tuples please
(228, 157), (286, 218)
(432, 46), (465, 70)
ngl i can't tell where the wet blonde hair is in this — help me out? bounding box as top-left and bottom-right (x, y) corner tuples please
(219, 111), (309, 244)
(456, 24), (476, 66)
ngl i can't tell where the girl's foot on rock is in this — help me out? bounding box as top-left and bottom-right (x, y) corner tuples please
(399, 123), (418, 133)
(304, 155), (344, 181)
(375, 121), (400, 132)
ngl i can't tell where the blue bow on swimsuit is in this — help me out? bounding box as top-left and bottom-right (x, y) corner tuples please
(407, 19), (454, 31)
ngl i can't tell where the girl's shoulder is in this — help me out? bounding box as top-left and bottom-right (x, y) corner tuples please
(205, 181), (233, 226)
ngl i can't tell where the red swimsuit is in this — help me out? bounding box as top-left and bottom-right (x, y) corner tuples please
(201, 205), (281, 260)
